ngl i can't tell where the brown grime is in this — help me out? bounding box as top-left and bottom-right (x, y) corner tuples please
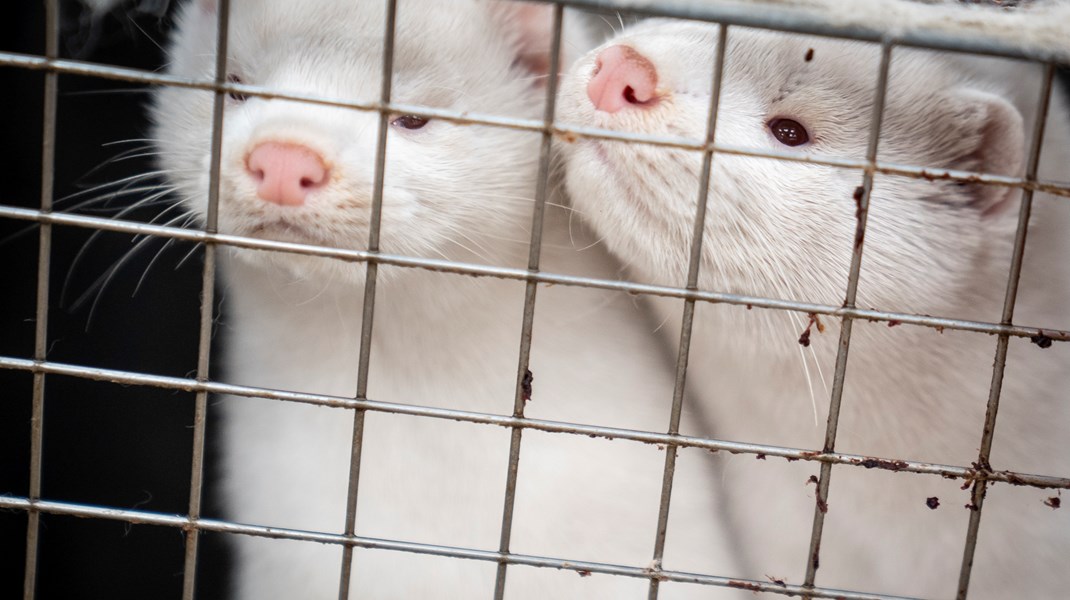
(1031, 333), (1054, 348)
(797, 313), (823, 347)
(766, 575), (788, 587)
(857, 457), (909, 471)
(727, 580), (763, 592)
(521, 369), (534, 402)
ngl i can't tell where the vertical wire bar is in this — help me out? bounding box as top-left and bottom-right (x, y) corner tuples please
(492, 5), (565, 598)
(337, 1), (398, 597)
(181, 1), (231, 597)
(23, 1), (60, 598)
(801, 40), (893, 593)
(954, 62), (1055, 600)
(646, 25), (728, 600)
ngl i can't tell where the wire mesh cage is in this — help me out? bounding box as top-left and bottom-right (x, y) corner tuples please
(2, 1), (1069, 599)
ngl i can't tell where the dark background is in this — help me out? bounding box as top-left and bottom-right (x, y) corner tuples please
(1, 2), (1068, 600)
(1, 1), (229, 598)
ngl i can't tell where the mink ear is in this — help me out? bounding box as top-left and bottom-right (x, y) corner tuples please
(490, 1), (593, 86)
(934, 89), (1026, 217)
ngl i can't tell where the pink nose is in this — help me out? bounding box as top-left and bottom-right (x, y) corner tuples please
(587, 45), (659, 113)
(245, 142), (330, 206)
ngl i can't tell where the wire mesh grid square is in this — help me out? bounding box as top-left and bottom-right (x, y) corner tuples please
(2, 1), (1069, 599)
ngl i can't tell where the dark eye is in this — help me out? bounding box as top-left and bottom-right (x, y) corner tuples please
(769, 118), (809, 146)
(392, 114), (429, 130)
(227, 74), (248, 103)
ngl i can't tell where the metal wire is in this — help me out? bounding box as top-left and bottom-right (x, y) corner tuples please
(336, 2), (399, 597)
(0, 495), (921, 600)
(22, 1), (59, 598)
(4, 1), (1069, 599)
(179, 1), (231, 597)
(3, 52), (1068, 200)
(801, 40), (894, 594)
(954, 61), (1058, 600)
(4, 204), (1066, 343)
(4, 355), (1067, 490)
(492, 5), (566, 598)
(646, 24), (729, 600)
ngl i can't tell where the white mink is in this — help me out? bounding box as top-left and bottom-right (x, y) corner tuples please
(151, 1), (732, 598)
(558, 18), (1070, 600)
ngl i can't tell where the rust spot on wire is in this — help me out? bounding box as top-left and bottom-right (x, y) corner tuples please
(1031, 333), (1054, 348)
(857, 457), (908, 471)
(577, 569), (592, 577)
(965, 502), (979, 511)
(521, 369), (534, 402)
(756, 453), (767, 460)
(727, 580), (763, 592)
(817, 497), (829, 514)
(919, 169), (986, 184)
(807, 475), (819, 486)
(926, 496), (940, 509)
(851, 185), (867, 247)
(888, 319), (901, 327)
(1044, 496), (1061, 509)
(766, 574), (788, 587)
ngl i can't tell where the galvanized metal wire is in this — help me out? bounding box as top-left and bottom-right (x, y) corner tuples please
(4, 1), (1069, 600)
(954, 62), (1058, 600)
(646, 23), (729, 600)
(336, 1), (399, 596)
(180, 1), (231, 597)
(21, 1), (59, 599)
(492, 5), (566, 598)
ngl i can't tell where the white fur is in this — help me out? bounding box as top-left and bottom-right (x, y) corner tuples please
(581, 0), (1070, 65)
(151, 1), (732, 598)
(559, 18), (1070, 599)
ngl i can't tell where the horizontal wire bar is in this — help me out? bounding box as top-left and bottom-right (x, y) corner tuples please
(0, 355), (1066, 490)
(552, 0), (1070, 63)
(2, 204), (1067, 344)
(1, 52), (1068, 199)
(0, 495), (925, 600)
